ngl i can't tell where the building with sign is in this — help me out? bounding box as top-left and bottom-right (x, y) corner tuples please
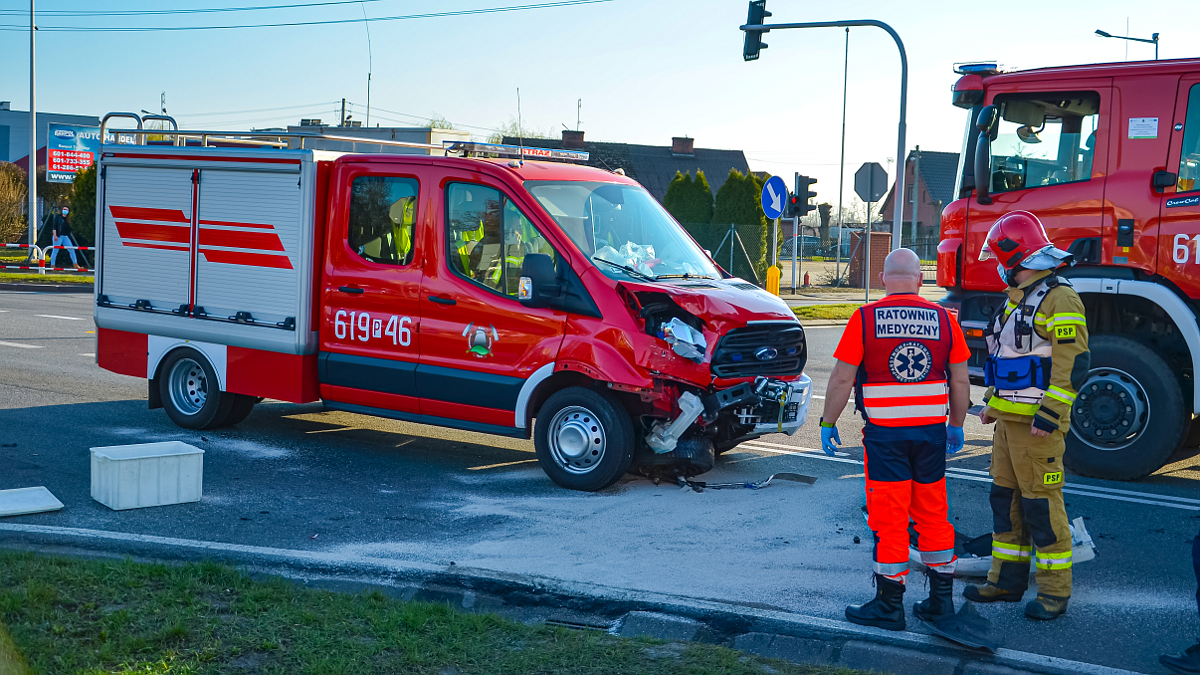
(0, 102), (100, 171)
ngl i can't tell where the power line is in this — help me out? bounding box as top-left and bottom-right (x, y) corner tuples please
(0, 0), (612, 32)
(0, 0), (393, 17)
(180, 102), (341, 117)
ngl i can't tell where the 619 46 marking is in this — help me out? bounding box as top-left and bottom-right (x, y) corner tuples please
(334, 310), (411, 346)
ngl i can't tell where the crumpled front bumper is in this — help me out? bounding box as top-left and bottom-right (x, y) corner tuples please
(735, 374), (813, 436)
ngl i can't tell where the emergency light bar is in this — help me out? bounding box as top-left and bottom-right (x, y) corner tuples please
(443, 141), (589, 162)
(953, 62), (1002, 76)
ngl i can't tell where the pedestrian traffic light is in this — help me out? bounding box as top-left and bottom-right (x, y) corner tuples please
(743, 1), (770, 62)
(794, 175), (818, 217)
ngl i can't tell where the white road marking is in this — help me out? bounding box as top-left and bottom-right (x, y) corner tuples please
(37, 314), (85, 321)
(79, 353), (95, 357)
(0, 341), (42, 349)
(739, 440), (1200, 511)
(0, 309), (8, 312)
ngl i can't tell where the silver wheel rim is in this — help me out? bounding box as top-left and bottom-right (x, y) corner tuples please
(547, 405), (606, 475)
(1070, 366), (1149, 452)
(168, 358), (208, 416)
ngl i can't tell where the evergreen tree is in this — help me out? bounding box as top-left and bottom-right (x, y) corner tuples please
(712, 169), (768, 282)
(690, 170), (714, 225)
(663, 171), (692, 223)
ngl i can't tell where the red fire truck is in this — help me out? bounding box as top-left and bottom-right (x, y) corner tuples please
(939, 58), (1200, 480)
(92, 123), (812, 491)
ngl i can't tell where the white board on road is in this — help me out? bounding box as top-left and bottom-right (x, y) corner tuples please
(37, 314), (85, 321)
(0, 487), (65, 517)
(0, 341), (43, 349)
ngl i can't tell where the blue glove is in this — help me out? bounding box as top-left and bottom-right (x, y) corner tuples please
(820, 423), (841, 456)
(946, 425), (964, 455)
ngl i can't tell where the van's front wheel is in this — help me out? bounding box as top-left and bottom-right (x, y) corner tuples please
(534, 387), (634, 491)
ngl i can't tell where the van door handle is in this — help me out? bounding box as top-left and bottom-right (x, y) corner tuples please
(428, 295), (456, 306)
(337, 286), (364, 295)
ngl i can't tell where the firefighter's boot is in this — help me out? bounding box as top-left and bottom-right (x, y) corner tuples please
(963, 581), (1025, 603)
(913, 568), (955, 623)
(1024, 594), (1068, 620)
(1160, 640), (1200, 674)
(846, 574), (906, 631)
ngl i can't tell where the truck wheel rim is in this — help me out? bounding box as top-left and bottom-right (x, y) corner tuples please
(1071, 367), (1149, 452)
(547, 405), (606, 475)
(168, 358), (208, 416)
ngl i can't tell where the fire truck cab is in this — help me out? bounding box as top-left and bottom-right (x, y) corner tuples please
(940, 58), (1200, 480)
(93, 126), (812, 491)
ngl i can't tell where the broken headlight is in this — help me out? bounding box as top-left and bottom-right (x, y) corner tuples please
(661, 317), (707, 363)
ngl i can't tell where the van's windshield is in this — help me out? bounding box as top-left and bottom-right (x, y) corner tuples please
(526, 180), (721, 282)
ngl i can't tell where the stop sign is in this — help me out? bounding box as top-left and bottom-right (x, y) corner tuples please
(854, 162), (889, 203)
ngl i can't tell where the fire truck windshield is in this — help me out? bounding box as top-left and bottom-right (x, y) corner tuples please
(982, 92), (1100, 193)
(527, 180), (722, 281)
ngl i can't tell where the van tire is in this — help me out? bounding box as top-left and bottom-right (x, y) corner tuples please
(159, 347), (236, 430)
(534, 387), (635, 491)
(1064, 335), (1186, 480)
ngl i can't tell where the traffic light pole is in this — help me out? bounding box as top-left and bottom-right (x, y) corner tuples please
(741, 17), (907, 252)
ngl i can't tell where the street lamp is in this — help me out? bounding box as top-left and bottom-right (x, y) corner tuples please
(1095, 29), (1159, 60)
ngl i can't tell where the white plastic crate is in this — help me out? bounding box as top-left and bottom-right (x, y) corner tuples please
(90, 442), (204, 511)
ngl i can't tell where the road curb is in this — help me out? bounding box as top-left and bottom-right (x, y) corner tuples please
(0, 283), (93, 293)
(796, 319), (850, 327)
(0, 523), (1139, 675)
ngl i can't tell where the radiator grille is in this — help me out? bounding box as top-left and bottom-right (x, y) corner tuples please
(712, 323), (806, 378)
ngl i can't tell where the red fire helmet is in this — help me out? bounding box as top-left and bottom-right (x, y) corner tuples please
(979, 211), (1072, 271)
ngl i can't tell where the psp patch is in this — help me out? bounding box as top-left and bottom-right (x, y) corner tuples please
(889, 341), (933, 383)
(874, 306), (941, 340)
(1043, 471), (1064, 485)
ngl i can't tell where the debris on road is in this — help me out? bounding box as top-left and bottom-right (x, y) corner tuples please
(675, 472), (816, 492)
(0, 487), (63, 518)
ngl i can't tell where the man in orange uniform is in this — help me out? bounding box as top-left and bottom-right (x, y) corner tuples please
(821, 248), (972, 631)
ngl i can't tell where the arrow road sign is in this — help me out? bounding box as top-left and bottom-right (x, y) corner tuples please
(854, 162), (889, 203)
(761, 174), (788, 220)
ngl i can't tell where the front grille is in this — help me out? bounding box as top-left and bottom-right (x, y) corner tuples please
(712, 323), (807, 378)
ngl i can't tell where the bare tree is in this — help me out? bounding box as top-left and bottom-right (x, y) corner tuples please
(0, 163), (27, 244)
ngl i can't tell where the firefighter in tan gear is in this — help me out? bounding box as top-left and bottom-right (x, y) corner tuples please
(963, 211), (1089, 621)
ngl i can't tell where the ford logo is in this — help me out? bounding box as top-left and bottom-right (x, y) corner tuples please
(755, 347), (778, 361)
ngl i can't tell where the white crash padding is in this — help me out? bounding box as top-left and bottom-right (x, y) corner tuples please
(147, 335), (227, 389)
(91, 442), (204, 511)
(0, 486), (64, 517)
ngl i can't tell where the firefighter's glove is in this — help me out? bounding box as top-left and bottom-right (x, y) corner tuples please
(820, 421), (841, 456)
(946, 425), (964, 455)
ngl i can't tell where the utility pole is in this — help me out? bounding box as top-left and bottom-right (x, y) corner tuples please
(576, 98), (582, 131)
(835, 27), (849, 285)
(909, 145), (920, 246)
(28, 0), (37, 256)
(340, 98), (346, 127)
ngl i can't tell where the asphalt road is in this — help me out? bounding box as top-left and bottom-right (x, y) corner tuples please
(1, 290), (1199, 673)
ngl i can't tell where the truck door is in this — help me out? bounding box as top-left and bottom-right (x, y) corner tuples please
(318, 163), (425, 414)
(416, 178), (567, 432)
(1159, 76), (1200, 292)
(963, 83), (1111, 289)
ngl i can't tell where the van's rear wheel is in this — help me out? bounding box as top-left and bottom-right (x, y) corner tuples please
(534, 387), (634, 491)
(159, 347), (236, 430)
(1065, 335), (1187, 480)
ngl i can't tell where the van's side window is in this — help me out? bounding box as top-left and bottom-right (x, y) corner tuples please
(1177, 84), (1200, 194)
(987, 92), (1101, 193)
(446, 183), (557, 297)
(348, 176), (419, 266)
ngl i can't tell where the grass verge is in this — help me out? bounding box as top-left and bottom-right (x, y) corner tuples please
(0, 272), (93, 285)
(0, 551), (861, 675)
(793, 304), (860, 321)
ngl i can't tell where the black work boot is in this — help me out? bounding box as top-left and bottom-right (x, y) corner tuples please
(1024, 594), (1068, 621)
(1161, 640), (1200, 674)
(913, 568), (955, 623)
(846, 574), (906, 631)
(963, 581), (1025, 603)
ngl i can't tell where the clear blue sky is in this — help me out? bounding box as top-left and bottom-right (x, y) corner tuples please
(1, 0), (1193, 210)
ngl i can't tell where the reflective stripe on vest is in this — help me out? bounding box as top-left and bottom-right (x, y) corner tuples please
(987, 277), (1057, 406)
(861, 380), (949, 426)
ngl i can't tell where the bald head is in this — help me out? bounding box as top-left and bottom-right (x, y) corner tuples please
(880, 248), (923, 295)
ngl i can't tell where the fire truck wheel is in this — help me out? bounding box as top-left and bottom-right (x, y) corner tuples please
(221, 395), (258, 427)
(158, 348), (237, 430)
(1065, 335), (1187, 481)
(534, 387), (635, 492)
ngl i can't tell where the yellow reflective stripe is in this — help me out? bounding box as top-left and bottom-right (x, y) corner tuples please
(1034, 316), (1048, 325)
(1047, 386), (1076, 402)
(1047, 318), (1086, 327)
(1037, 550), (1072, 559)
(1051, 312), (1085, 320)
(991, 543), (1032, 562)
(986, 396), (1040, 416)
(1044, 390), (1074, 406)
(1035, 551), (1072, 570)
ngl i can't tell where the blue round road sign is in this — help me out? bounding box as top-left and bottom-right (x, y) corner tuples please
(760, 175), (788, 220)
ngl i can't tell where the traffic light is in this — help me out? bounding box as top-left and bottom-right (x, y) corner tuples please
(743, 1), (770, 62)
(793, 175), (817, 217)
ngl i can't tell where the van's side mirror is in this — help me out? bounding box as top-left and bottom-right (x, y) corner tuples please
(518, 253), (559, 308)
(974, 105), (998, 205)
